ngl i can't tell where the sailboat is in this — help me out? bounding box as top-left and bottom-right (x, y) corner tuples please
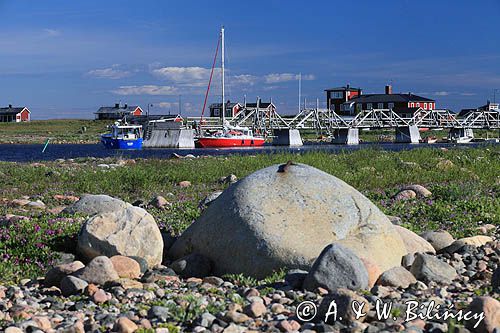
(196, 27), (265, 148)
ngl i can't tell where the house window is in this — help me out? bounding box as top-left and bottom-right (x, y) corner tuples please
(330, 104), (335, 111)
(377, 103), (384, 109)
(331, 91), (343, 99)
(340, 104), (344, 111)
(388, 103), (394, 109)
(416, 103), (420, 107)
(213, 108), (220, 116)
(424, 103), (428, 109)
(429, 103), (433, 110)
(410, 103), (414, 107)
(367, 103), (373, 109)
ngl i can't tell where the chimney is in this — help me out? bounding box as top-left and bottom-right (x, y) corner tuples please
(115, 103), (120, 108)
(385, 85), (392, 95)
(8, 104), (12, 108)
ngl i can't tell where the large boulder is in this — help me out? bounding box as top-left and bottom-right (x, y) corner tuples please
(394, 226), (435, 255)
(77, 206), (163, 268)
(169, 163), (406, 278)
(63, 194), (131, 216)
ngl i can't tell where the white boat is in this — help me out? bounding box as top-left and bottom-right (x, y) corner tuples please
(448, 128), (474, 143)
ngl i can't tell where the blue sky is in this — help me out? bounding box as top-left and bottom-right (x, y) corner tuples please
(0, 0), (499, 119)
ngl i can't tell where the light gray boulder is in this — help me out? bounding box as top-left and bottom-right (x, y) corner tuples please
(63, 194), (131, 216)
(169, 163), (406, 278)
(410, 253), (458, 284)
(73, 256), (119, 285)
(376, 266), (417, 288)
(77, 205), (163, 269)
(303, 243), (369, 292)
(60, 276), (88, 296)
(420, 230), (455, 252)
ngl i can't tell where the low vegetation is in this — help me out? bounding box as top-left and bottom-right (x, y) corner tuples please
(0, 146), (498, 283)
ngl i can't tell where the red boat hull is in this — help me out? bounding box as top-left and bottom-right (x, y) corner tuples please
(197, 137), (265, 148)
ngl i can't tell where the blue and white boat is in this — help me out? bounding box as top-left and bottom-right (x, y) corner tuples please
(101, 122), (143, 149)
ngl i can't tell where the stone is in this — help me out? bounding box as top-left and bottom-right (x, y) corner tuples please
(12, 199), (30, 207)
(465, 297), (500, 333)
(110, 255), (141, 279)
(420, 230), (455, 252)
(403, 185), (432, 197)
(44, 261), (85, 287)
(93, 289), (112, 303)
(27, 200), (46, 209)
(149, 196), (170, 209)
(171, 253), (212, 278)
(492, 267), (500, 289)
(114, 317), (138, 333)
(224, 311), (250, 324)
(456, 236), (493, 247)
(169, 163), (406, 278)
(77, 205), (163, 269)
(178, 180), (191, 187)
(60, 276), (88, 296)
(394, 225), (436, 255)
(361, 258), (382, 288)
(203, 276), (224, 286)
(218, 174), (238, 184)
(198, 191), (223, 209)
(318, 288), (370, 324)
(377, 266), (417, 288)
(32, 316), (52, 332)
(63, 194), (131, 215)
(402, 253), (415, 269)
(112, 278), (144, 290)
(303, 243), (369, 292)
(243, 301), (267, 318)
(5, 327), (23, 333)
(410, 253), (458, 284)
(284, 269), (308, 289)
(73, 256), (119, 285)
(393, 190), (416, 201)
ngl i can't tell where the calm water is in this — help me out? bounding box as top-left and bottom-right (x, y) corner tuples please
(0, 142), (496, 162)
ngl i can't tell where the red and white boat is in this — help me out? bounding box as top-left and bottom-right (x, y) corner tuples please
(196, 27), (265, 148)
(197, 122), (265, 148)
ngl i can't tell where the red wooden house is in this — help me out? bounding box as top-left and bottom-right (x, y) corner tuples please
(0, 105), (30, 122)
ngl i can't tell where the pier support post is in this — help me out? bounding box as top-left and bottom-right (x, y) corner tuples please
(272, 129), (303, 146)
(143, 128), (195, 148)
(332, 128), (359, 145)
(395, 125), (421, 144)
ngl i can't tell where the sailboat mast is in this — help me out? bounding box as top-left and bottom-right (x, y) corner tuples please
(221, 26), (225, 124)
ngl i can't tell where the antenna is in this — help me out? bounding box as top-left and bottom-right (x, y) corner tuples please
(298, 73), (302, 112)
(179, 95), (182, 115)
(221, 26), (225, 124)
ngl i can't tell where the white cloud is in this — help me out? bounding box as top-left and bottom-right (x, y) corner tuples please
(460, 92), (477, 96)
(434, 91), (450, 96)
(88, 67), (132, 79)
(43, 29), (61, 37)
(157, 102), (178, 108)
(264, 73), (315, 84)
(152, 66), (212, 82)
(231, 74), (259, 86)
(112, 85), (179, 96)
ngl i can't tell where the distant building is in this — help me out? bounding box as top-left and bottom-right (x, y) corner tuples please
(209, 99), (276, 118)
(458, 100), (499, 117)
(0, 105), (30, 122)
(326, 84), (436, 116)
(95, 103), (143, 120)
(325, 85), (362, 114)
(209, 101), (243, 118)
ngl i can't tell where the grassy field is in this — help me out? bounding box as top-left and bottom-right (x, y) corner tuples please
(0, 119), (498, 144)
(0, 146), (499, 283)
(0, 119), (112, 144)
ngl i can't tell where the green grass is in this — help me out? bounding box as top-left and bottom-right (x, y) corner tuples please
(0, 119), (112, 144)
(0, 146), (498, 283)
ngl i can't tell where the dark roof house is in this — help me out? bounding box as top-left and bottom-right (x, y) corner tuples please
(95, 103), (143, 120)
(0, 105), (30, 122)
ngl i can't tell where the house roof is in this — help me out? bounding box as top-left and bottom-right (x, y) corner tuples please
(209, 102), (242, 109)
(392, 106), (423, 114)
(0, 106), (28, 116)
(95, 105), (141, 114)
(325, 86), (361, 92)
(351, 93), (435, 104)
(245, 101), (275, 108)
